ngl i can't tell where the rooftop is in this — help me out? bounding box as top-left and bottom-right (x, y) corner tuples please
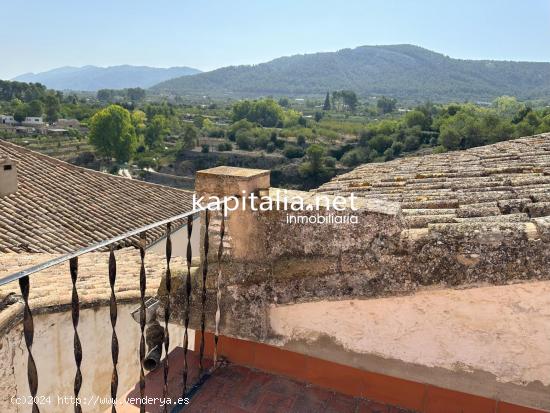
(316, 134), (550, 229)
(0, 139), (194, 253)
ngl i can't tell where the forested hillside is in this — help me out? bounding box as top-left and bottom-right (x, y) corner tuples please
(152, 45), (550, 102)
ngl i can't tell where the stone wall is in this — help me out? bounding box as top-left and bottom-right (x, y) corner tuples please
(165, 180), (550, 342)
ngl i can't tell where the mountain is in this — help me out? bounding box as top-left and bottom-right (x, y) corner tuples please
(151, 45), (550, 102)
(12, 65), (201, 91)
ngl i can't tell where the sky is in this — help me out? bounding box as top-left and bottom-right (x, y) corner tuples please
(1, 0), (549, 80)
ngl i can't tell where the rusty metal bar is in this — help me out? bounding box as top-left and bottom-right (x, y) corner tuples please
(19, 275), (39, 413)
(213, 205), (226, 365)
(70, 257), (82, 413)
(139, 231), (147, 413)
(199, 209), (210, 372)
(162, 223), (172, 413)
(182, 215), (193, 396)
(108, 249), (118, 413)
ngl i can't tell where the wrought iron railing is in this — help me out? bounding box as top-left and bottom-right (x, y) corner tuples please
(0, 202), (227, 412)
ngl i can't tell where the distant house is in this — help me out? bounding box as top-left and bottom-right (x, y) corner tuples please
(0, 115), (16, 125)
(55, 118), (80, 129)
(22, 116), (44, 127)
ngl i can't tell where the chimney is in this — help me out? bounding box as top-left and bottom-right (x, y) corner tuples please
(0, 156), (18, 197)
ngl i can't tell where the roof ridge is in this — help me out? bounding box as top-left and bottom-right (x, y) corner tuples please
(0, 139), (193, 195)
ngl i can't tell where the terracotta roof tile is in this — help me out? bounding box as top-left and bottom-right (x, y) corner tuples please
(0, 140), (194, 253)
(315, 134), (550, 229)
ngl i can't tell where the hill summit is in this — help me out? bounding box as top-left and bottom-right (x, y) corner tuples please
(152, 45), (550, 102)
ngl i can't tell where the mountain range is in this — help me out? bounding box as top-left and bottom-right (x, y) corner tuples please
(12, 65), (201, 91)
(151, 45), (550, 102)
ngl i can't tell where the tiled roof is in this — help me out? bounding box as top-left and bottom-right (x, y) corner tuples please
(0, 249), (199, 330)
(0, 140), (194, 253)
(316, 134), (550, 228)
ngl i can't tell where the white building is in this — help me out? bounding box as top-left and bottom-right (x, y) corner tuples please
(0, 115), (16, 125)
(21, 116), (44, 126)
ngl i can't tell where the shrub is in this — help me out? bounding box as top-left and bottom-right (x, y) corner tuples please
(324, 156), (336, 168)
(266, 142), (276, 153)
(208, 128), (225, 138)
(217, 142), (233, 151)
(341, 148), (368, 167)
(255, 134), (269, 149)
(201, 144), (210, 153)
(283, 144), (305, 159)
(236, 132), (254, 150)
(404, 135), (421, 151)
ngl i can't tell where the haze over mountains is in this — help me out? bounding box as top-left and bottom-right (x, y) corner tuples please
(12, 65), (201, 91)
(152, 45), (550, 102)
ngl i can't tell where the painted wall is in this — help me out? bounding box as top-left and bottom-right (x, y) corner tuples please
(0, 304), (193, 413)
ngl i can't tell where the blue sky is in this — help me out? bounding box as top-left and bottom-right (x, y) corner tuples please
(1, 0), (549, 79)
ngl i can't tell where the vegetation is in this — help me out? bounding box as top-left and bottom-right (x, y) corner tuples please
(2, 78), (550, 191)
(151, 45), (550, 102)
(89, 105), (137, 162)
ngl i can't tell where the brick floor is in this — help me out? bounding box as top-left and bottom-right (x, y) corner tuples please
(185, 363), (415, 413)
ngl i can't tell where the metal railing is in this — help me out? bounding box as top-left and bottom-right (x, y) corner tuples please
(1, 201), (227, 413)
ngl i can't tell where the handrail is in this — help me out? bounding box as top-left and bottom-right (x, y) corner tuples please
(0, 201), (220, 286)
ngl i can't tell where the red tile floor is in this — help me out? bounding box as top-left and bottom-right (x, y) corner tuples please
(120, 348), (414, 413)
(186, 363), (414, 413)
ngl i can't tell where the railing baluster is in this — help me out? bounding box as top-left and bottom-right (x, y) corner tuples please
(138, 231), (147, 413)
(199, 210), (210, 372)
(162, 223), (172, 412)
(19, 275), (39, 413)
(213, 206), (226, 365)
(70, 257), (82, 413)
(182, 215), (193, 395)
(109, 248), (118, 413)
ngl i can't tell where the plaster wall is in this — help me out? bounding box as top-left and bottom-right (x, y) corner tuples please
(0, 304), (192, 413)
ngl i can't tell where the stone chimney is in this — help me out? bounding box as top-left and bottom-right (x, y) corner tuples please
(195, 166), (270, 260)
(0, 157), (18, 197)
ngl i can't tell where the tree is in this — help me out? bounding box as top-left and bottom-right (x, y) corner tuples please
(97, 89), (114, 102)
(283, 144), (305, 159)
(182, 125), (198, 149)
(131, 110), (147, 135)
(323, 92), (331, 111)
(377, 96), (397, 114)
(314, 111), (324, 122)
(13, 104), (28, 122)
(145, 115), (168, 148)
(27, 100), (44, 117)
(44, 93), (61, 122)
(341, 90), (358, 112)
(126, 88), (146, 102)
(493, 96), (524, 118)
(299, 144), (335, 187)
(278, 97), (290, 108)
(405, 110), (428, 129)
(232, 99), (285, 127)
(236, 132), (254, 150)
(89, 105), (137, 162)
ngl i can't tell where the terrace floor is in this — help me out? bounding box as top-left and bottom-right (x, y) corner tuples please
(118, 348), (414, 413)
(185, 363), (413, 413)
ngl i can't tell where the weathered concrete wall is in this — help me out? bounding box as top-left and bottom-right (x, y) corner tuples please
(167, 193), (550, 341)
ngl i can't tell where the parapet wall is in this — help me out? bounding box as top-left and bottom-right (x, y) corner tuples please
(167, 167), (550, 341)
